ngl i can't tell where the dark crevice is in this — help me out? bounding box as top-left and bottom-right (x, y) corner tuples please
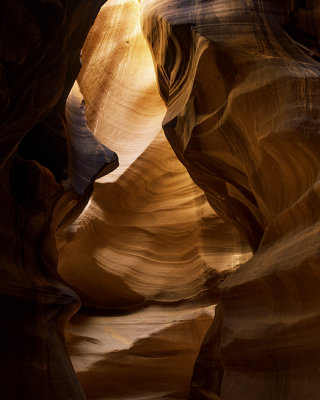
(18, 121), (68, 182)
(283, 2), (320, 61)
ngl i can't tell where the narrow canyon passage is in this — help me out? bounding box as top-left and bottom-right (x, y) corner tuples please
(1, 1), (320, 399)
(57, 1), (251, 398)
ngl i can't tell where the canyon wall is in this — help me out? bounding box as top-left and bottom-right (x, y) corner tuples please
(1, 0), (320, 399)
(141, 1), (320, 399)
(0, 1), (117, 398)
(58, 1), (250, 398)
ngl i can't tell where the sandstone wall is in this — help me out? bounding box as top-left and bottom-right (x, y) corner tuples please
(58, 2), (250, 398)
(1, 1), (320, 399)
(141, 1), (320, 398)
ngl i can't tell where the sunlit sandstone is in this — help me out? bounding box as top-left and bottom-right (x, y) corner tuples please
(58, 2), (250, 398)
(1, 0), (320, 399)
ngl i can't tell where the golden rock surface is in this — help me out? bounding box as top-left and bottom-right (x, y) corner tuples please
(58, 2), (250, 399)
(1, 0), (319, 399)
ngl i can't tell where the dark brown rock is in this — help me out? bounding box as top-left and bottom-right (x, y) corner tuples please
(141, 1), (320, 399)
(0, 1), (118, 398)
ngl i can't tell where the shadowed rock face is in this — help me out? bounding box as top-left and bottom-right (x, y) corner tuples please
(141, 0), (320, 253)
(2, 0), (320, 399)
(0, 0), (118, 398)
(58, 0), (250, 311)
(141, 0), (320, 399)
(58, 2), (250, 399)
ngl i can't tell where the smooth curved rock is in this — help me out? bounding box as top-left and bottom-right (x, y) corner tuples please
(57, 1), (251, 399)
(67, 304), (215, 400)
(141, 0), (320, 251)
(140, 1), (320, 399)
(2, 0), (320, 399)
(0, 1), (117, 398)
(58, 0), (250, 311)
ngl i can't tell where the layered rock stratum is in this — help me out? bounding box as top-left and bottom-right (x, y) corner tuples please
(58, 2), (250, 398)
(141, 1), (320, 399)
(1, 0), (320, 399)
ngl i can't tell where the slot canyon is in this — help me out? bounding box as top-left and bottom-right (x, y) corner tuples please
(1, 0), (320, 399)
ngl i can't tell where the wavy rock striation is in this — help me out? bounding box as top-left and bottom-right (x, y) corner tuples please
(2, 0), (319, 399)
(58, 0), (250, 310)
(57, 1), (251, 399)
(140, 1), (320, 399)
(67, 304), (215, 400)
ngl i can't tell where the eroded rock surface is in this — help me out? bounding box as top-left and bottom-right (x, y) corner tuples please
(0, 1), (117, 398)
(57, 1), (250, 399)
(2, 0), (320, 399)
(140, 1), (320, 399)
(58, 0), (250, 313)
